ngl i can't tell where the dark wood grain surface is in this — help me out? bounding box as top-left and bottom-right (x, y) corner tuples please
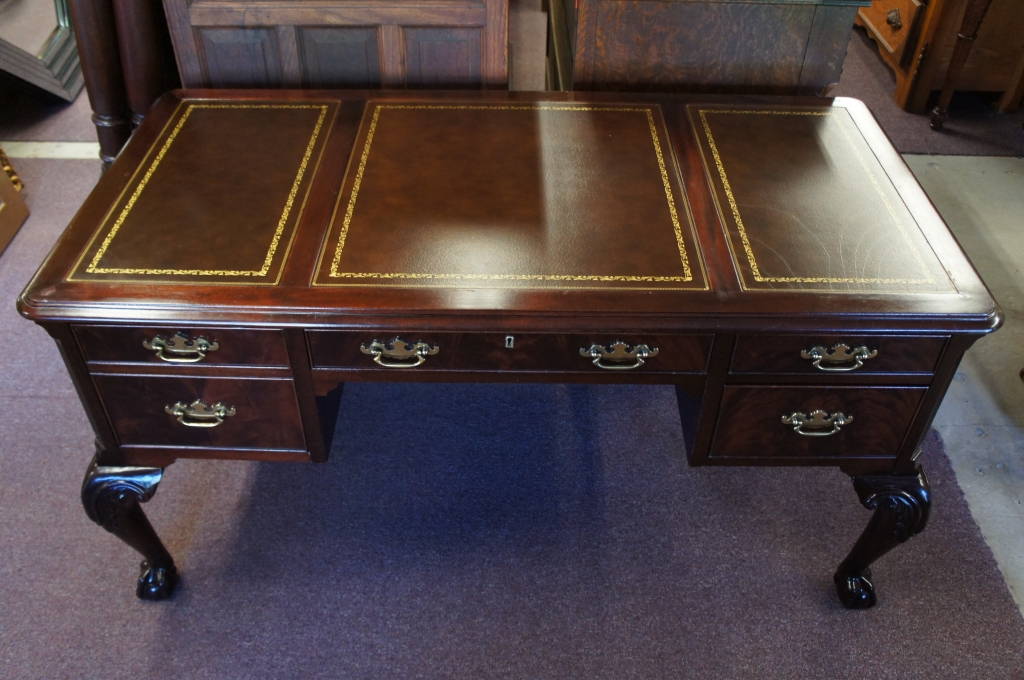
(556, 0), (868, 94)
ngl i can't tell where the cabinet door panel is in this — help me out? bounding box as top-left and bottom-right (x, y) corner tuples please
(198, 27), (283, 87)
(403, 27), (482, 87)
(297, 26), (382, 88)
(165, 0), (507, 89)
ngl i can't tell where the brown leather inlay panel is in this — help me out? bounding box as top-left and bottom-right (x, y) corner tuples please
(691, 105), (956, 294)
(314, 102), (707, 290)
(68, 101), (336, 285)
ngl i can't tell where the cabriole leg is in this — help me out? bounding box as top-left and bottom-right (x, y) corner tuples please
(834, 468), (930, 609)
(81, 457), (178, 600)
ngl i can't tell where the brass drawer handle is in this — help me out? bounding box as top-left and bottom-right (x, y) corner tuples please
(165, 400), (236, 428)
(580, 341), (659, 370)
(800, 343), (878, 372)
(143, 332), (220, 363)
(782, 410), (853, 437)
(360, 337), (439, 368)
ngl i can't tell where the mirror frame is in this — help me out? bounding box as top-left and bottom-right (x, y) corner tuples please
(0, 0), (83, 100)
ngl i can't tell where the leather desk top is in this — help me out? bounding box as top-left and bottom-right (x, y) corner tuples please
(19, 89), (999, 335)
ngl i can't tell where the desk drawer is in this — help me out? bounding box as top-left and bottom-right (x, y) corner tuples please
(731, 335), (946, 375)
(710, 385), (927, 460)
(91, 374), (305, 450)
(308, 332), (711, 373)
(74, 325), (289, 367)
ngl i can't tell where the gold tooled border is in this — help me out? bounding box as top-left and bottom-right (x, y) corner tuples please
(68, 102), (335, 285)
(313, 103), (707, 290)
(695, 107), (952, 292)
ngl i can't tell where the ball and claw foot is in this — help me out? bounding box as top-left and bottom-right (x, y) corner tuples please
(834, 468), (930, 609)
(82, 457), (179, 600)
(137, 560), (179, 600)
(834, 568), (876, 609)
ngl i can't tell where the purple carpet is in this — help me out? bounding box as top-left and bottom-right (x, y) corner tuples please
(2, 158), (1023, 679)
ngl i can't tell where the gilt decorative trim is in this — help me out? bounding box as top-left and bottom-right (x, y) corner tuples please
(68, 103), (334, 285)
(695, 107), (952, 293)
(316, 103), (706, 290)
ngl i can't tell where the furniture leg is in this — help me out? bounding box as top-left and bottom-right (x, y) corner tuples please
(929, 0), (995, 130)
(81, 456), (178, 600)
(834, 468), (930, 609)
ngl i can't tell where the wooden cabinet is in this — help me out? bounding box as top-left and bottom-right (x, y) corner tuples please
(858, 0), (1024, 111)
(548, 0), (869, 94)
(0, 149), (28, 257)
(163, 0), (509, 89)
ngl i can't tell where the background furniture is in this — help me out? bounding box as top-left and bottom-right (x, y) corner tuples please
(0, 147), (28, 256)
(67, 0), (180, 165)
(547, 0), (869, 93)
(163, 0), (508, 89)
(69, 0), (510, 163)
(0, 0), (82, 100)
(19, 89), (999, 608)
(929, 0), (994, 128)
(858, 0), (1024, 112)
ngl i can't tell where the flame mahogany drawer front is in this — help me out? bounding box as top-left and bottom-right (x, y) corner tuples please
(710, 386), (928, 461)
(307, 332), (713, 373)
(74, 325), (290, 368)
(90, 374), (306, 451)
(730, 335), (948, 375)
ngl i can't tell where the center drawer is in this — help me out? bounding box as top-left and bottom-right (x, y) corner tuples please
(307, 332), (711, 373)
(91, 373), (306, 451)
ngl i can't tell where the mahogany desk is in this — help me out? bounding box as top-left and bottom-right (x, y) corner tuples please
(18, 89), (1000, 608)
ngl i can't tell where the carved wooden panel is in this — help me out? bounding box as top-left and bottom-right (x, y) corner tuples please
(297, 27), (381, 88)
(197, 27), (282, 87)
(163, 0), (507, 89)
(403, 28), (482, 87)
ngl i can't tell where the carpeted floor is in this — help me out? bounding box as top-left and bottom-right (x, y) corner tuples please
(2, 157), (1024, 678)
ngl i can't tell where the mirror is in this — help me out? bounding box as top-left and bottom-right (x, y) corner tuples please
(0, 0), (82, 100)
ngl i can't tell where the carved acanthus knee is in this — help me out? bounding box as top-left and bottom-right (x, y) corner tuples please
(81, 458), (178, 600)
(834, 468), (930, 609)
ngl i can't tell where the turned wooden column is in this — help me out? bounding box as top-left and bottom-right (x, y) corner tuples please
(930, 0), (996, 129)
(112, 0), (180, 127)
(68, 0), (179, 165)
(67, 0), (131, 165)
